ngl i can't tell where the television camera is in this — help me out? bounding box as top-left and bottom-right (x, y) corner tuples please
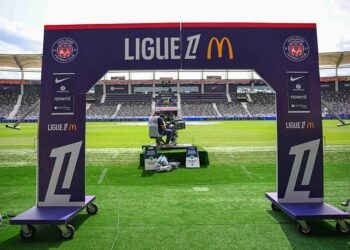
(160, 112), (186, 144)
(148, 110), (189, 149)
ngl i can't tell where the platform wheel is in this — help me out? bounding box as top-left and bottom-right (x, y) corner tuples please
(86, 203), (98, 215)
(297, 223), (311, 235)
(271, 203), (281, 211)
(60, 224), (75, 240)
(20, 224), (36, 240)
(336, 221), (350, 235)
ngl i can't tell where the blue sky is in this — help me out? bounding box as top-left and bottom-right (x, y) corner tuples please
(0, 0), (350, 54)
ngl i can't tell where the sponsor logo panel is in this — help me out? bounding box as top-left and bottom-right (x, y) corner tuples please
(47, 123), (77, 132)
(186, 146), (200, 168)
(124, 34), (234, 61)
(285, 121), (315, 129)
(145, 146), (157, 170)
(51, 73), (75, 115)
(287, 72), (310, 113)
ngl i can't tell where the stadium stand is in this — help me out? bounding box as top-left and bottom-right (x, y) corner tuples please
(181, 93), (227, 102)
(0, 93), (18, 119)
(155, 93), (177, 107)
(103, 93), (153, 118)
(231, 93), (249, 102)
(105, 93), (152, 103)
(180, 93), (229, 117)
(247, 93), (276, 117)
(117, 102), (152, 117)
(1, 79), (350, 120)
(16, 93), (40, 119)
(181, 102), (217, 117)
(216, 101), (249, 117)
(321, 90), (350, 116)
(86, 103), (118, 119)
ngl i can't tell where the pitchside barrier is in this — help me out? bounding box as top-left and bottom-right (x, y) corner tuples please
(10, 22), (349, 238)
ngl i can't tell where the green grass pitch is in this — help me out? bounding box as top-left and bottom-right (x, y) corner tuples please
(0, 120), (349, 249)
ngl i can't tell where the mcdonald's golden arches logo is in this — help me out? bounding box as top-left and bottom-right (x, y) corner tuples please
(68, 123), (77, 131)
(306, 122), (314, 129)
(207, 37), (234, 60)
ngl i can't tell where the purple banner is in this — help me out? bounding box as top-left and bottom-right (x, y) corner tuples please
(38, 23), (323, 206)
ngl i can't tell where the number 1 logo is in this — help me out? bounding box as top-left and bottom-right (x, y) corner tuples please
(281, 139), (322, 203)
(41, 141), (83, 206)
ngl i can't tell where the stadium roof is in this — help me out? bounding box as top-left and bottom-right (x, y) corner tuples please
(0, 52), (349, 72)
(318, 51), (350, 69)
(0, 54), (42, 70)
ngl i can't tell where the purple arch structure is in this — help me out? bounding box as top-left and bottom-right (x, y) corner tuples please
(11, 23), (349, 233)
(39, 22), (324, 205)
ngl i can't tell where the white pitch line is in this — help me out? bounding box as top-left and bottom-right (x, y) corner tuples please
(97, 168), (108, 184)
(205, 146), (276, 152)
(192, 186), (209, 192)
(112, 152), (119, 159)
(230, 153), (253, 179)
(240, 165), (253, 180)
(86, 148), (141, 154)
(115, 121), (221, 126)
(205, 145), (350, 152)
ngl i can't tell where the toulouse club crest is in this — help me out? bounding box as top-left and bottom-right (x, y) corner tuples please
(283, 36), (309, 62)
(52, 37), (78, 63)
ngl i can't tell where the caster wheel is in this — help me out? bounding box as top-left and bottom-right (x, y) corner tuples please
(271, 203), (281, 211)
(86, 203), (98, 215)
(336, 221), (350, 235)
(20, 225), (36, 240)
(60, 224), (75, 240)
(298, 223), (311, 235)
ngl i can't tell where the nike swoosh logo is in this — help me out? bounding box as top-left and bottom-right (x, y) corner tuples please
(55, 77), (70, 84)
(290, 75), (305, 82)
